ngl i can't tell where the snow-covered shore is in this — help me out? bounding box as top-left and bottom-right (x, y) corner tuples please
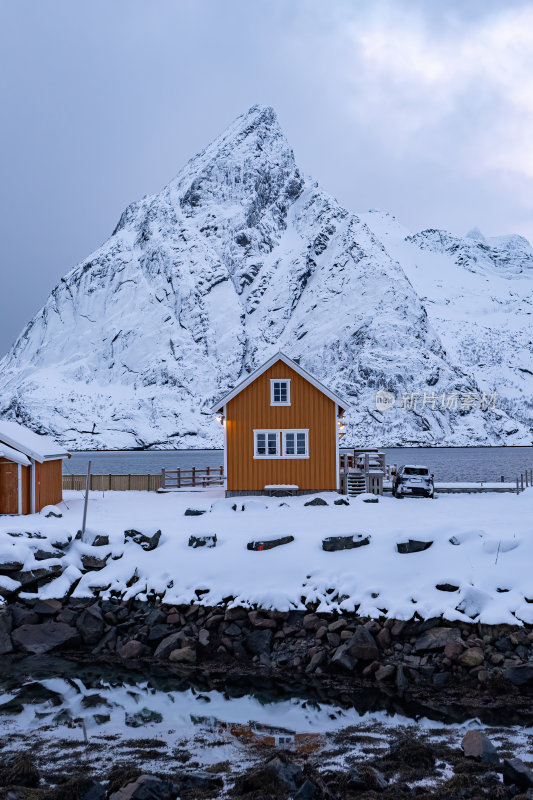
(1, 489), (532, 626)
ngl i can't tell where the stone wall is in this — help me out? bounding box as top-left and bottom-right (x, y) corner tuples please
(1, 598), (532, 694)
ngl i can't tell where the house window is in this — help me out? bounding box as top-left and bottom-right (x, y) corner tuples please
(253, 429), (309, 459)
(254, 430), (280, 458)
(270, 379), (290, 406)
(283, 430), (308, 457)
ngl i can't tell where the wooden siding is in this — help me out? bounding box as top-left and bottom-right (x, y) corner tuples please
(0, 459), (18, 514)
(21, 465), (31, 514)
(35, 459), (63, 511)
(226, 360), (337, 492)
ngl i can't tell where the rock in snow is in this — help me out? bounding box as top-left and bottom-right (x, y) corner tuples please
(0, 105), (531, 447)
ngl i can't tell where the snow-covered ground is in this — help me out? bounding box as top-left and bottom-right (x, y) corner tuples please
(1, 489), (532, 625)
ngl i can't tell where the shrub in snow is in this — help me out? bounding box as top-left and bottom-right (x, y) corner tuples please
(188, 535), (217, 549)
(322, 534), (370, 552)
(247, 536), (294, 551)
(396, 540), (433, 554)
(304, 497), (328, 507)
(41, 506), (62, 518)
(241, 501), (268, 512)
(210, 499), (238, 513)
(124, 529), (161, 551)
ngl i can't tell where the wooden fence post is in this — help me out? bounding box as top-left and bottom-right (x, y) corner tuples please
(192, 466), (196, 487)
(516, 477), (520, 495)
(177, 468), (181, 488)
(161, 468), (165, 490)
(521, 473), (524, 491)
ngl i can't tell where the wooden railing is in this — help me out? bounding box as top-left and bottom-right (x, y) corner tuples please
(63, 466), (225, 492)
(161, 466), (224, 489)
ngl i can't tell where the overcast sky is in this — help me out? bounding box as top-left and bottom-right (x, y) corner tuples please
(2, 0), (533, 356)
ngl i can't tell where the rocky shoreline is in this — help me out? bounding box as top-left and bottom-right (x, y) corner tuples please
(1, 596), (533, 798)
(1, 596), (532, 717)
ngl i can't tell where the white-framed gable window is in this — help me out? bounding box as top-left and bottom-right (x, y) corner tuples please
(283, 430), (308, 457)
(253, 429), (309, 459)
(270, 379), (290, 406)
(254, 430), (280, 458)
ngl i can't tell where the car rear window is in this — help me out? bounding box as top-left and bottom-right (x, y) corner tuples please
(404, 467), (429, 476)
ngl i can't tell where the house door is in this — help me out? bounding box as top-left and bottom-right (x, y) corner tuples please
(0, 461), (18, 514)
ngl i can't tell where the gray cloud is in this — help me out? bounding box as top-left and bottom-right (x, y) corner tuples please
(1, 0), (532, 355)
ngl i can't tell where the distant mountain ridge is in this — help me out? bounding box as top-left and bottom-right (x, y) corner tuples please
(0, 105), (531, 448)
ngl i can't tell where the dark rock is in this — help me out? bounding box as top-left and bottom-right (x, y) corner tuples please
(247, 535), (294, 551)
(12, 565), (62, 588)
(304, 497), (328, 506)
(458, 646), (484, 668)
(44, 508), (62, 518)
(11, 622), (80, 654)
(184, 508), (207, 516)
(462, 730), (499, 764)
(345, 625), (379, 661)
(397, 539), (433, 554)
(0, 754), (40, 787)
(147, 624), (176, 642)
(188, 534), (217, 548)
(436, 583), (460, 592)
(154, 632), (185, 659)
(125, 709), (163, 728)
(503, 757), (533, 789)
(234, 755), (304, 794)
(33, 598), (62, 615)
(432, 671), (451, 687)
(0, 613), (13, 655)
(81, 554), (109, 570)
(334, 498), (349, 505)
(362, 495), (379, 503)
(322, 534), (370, 551)
(245, 629), (273, 656)
(375, 663), (396, 682)
(294, 778), (319, 799)
(124, 529), (161, 551)
(348, 766), (387, 792)
(169, 646), (196, 664)
(119, 640), (144, 659)
(504, 663), (533, 687)
(76, 604), (104, 645)
(414, 627), (461, 652)
(0, 560), (24, 573)
(224, 606), (248, 621)
(10, 605), (39, 627)
(52, 778), (106, 800)
(92, 534), (110, 547)
(34, 548), (63, 561)
(331, 643), (357, 671)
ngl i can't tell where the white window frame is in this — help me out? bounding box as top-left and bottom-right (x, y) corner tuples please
(282, 429), (309, 458)
(254, 429), (280, 459)
(270, 379), (291, 406)
(253, 429), (309, 459)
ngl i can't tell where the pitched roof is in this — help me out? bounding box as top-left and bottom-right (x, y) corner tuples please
(211, 352), (349, 413)
(0, 420), (69, 463)
(0, 443), (31, 467)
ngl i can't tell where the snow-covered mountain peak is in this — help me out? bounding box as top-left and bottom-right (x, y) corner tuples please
(1, 106), (532, 448)
(466, 227), (487, 243)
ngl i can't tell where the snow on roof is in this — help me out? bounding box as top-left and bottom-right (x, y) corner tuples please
(0, 443), (31, 467)
(211, 352), (349, 413)
(0, 420), (69, 463)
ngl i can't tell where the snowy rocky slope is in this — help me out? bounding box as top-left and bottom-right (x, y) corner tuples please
(361, 212), (533, 440)
(0, 105), (531, 448)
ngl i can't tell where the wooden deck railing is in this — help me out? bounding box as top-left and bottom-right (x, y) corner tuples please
(63, 466), (224, 492)
(161, 466), (224, 489)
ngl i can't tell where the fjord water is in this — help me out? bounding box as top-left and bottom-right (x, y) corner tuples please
(66, 447), (533, 483)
